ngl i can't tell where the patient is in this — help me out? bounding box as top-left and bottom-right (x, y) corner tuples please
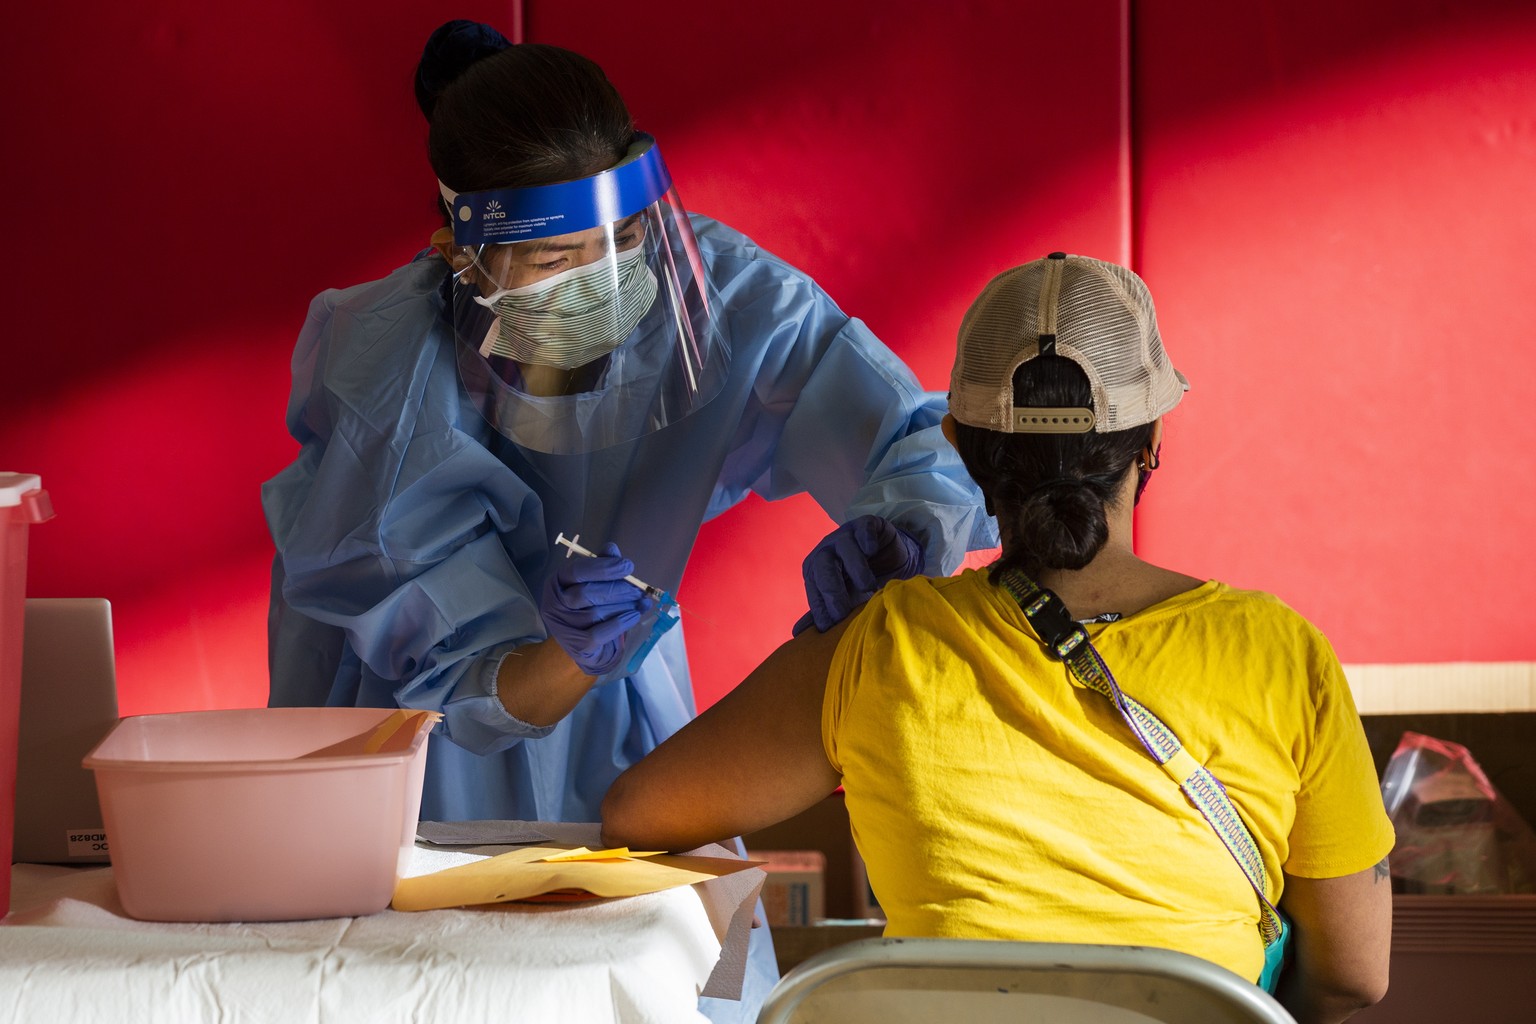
(603, 253), (1393, 1024)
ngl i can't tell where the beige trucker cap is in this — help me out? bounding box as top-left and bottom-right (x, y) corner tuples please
(948, 252), (1189, 434)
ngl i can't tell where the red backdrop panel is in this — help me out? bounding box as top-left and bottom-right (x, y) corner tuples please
(3, 0), (1528, 721)
(0, 1), (518, 714)
(0, 0), (1123, 715)
(525, 1), (1129, 708)
(1133, 0), (1536, 664)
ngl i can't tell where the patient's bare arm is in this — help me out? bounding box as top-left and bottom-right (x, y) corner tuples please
(1275, 858), (1392, 1023)
(601, 620), (848, 851)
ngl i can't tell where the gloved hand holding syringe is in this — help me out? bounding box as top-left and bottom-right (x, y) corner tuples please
(540, 533), (680, 678)
(555, 533), (667, 601)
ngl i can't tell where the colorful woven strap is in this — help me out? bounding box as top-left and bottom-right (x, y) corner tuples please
(998, 568), (1285, 948)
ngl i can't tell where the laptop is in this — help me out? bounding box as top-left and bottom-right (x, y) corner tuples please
(12, 598), (119, 864)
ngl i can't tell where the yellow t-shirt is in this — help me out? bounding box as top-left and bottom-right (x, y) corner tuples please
(823, 570), (1395, 983)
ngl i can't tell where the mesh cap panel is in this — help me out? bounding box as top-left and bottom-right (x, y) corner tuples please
(949, 253), (1188, 433)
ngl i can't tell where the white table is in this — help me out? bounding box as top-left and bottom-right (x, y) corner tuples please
(2, 823), (764, 1024)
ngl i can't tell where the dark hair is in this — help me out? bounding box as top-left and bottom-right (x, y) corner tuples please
(951, 355), (1153, 579)
(426, 41), (636, 194)
(414, 20), (512, 121)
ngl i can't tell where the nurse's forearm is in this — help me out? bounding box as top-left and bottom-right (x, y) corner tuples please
(493, 639), (599, 727)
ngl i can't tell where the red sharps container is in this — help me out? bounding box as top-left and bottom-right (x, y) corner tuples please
(1, 472), (54, 915)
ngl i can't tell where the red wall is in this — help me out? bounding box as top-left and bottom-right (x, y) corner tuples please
(1133, 0), (1536, 663)
(0, 1), (516, 714)
(526, 1), (1131, 708)
(2, 1), (1532, 718)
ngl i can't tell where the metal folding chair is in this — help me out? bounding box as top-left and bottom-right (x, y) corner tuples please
(757, 937), (1296, 1024)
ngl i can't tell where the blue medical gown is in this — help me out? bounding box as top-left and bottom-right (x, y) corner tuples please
(265, 214), (994, 820)
(264, 215), (995, 1020)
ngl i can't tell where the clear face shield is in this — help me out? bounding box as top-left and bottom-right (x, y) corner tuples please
(440, 135), (730, 455)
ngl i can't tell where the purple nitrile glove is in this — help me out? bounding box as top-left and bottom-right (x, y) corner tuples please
(794, 515), (924, 635)
(540, 542), (654, 676)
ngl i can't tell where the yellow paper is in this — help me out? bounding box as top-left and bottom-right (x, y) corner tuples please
(538, 846), (663, 862)
(392, 845), (761, 912)
(297, 709), (442, 759)
(365, 709), (442, 752)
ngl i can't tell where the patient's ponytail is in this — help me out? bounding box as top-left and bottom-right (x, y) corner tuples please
(952, 356), (1152, 580)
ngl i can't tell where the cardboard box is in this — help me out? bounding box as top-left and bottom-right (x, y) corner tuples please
(849, 843), (885, 922)
(750, 849), (825, 927)
(743, 795), (854, 918)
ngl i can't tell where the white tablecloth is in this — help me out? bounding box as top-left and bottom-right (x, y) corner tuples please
(2, 823), (764, 1024)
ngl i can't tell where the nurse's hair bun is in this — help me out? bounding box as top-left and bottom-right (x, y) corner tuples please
(415, 19), (512, 120)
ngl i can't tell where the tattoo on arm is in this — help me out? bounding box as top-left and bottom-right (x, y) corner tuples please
(1373, 857), (1390, 883)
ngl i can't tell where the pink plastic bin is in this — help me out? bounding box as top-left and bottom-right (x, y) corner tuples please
(1, 472), (54, 917)
(83, 706), (431, 922)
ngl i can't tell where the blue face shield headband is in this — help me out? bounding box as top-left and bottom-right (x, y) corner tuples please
(439, 135), (672, 246)
(440, 134), (731, 457)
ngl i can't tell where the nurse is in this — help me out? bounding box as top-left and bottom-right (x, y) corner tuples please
(266, 21), (992, 812)
(262, 24), (994, 1013)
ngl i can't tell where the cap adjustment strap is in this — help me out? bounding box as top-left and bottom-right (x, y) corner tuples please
(1011, 407), (1096, 433)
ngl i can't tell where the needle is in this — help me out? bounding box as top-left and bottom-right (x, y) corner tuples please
(554, 532), (667, 601)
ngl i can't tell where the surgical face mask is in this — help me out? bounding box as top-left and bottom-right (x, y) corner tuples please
(472, 245), (659, 370)
(447, 137), (732, 454)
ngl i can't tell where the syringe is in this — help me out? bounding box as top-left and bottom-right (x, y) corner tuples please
(554, 532), (667, 601)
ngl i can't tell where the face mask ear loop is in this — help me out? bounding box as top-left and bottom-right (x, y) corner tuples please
(472, 283), (510, 310)
(1133, 443), (1161, 505)
(443, 244), (484, 285)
